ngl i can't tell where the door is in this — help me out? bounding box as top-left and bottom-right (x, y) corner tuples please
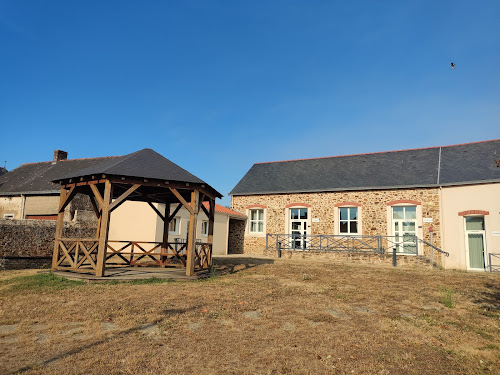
(290, 208), (308, 249)
(392, 206), (417, 254)
(465, 216), (486, 270)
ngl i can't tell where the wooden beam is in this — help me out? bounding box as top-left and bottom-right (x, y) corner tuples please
(109, 184), (141, 212)
(146, 201), (165, 221)
(168, 203), (183, 222)
(186, 190), (200, 276)
(206, 198), (215, 268)
(95, 180), (113, 277)
(88, 194), (100, 218)
(89, 184), (104, 209)
(200, 201), (210, 218)
(52, 187), (67, 270)
(169, 187), (193, 214)
(161, 203), (170, 268)
(58, 186), (77, 213)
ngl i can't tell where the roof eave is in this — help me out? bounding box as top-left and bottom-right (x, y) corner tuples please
(230, 179), (500, 196)
(0, 190), (60, 196)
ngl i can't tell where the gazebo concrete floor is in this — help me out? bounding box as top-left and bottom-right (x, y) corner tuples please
(41, 266), (209, 282)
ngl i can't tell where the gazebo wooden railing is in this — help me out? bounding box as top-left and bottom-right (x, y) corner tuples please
(51, 165), (221, 277)
(54, 238), (212, 271)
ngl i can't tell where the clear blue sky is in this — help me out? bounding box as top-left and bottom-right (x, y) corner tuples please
(1, 1), (499, 206)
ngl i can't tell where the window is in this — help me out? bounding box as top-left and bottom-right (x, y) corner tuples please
(168, 217), (179, 234)
(249, 209), (264, 234)
(3, 214), (14, 219)
(392, 206), (417, 254)
(201, 221), (208, 236)
(339, 207), (358, 234)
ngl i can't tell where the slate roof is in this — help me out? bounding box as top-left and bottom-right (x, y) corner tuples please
(0, 149), (222, 197)
(0, 156), (119, 195)
(230, 139), (500, 196)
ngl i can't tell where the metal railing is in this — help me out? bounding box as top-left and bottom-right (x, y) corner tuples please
(266, 234), (449, 258)
(489, 253), (500, 272)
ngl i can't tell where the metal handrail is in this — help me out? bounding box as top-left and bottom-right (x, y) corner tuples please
(489, 253), (500, 272)
(416, 238), (449, 257)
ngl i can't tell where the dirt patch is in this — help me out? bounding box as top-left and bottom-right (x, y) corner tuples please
(0, 259), (499, 374)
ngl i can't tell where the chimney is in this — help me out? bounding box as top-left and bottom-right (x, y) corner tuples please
(53, 150), (68, 162)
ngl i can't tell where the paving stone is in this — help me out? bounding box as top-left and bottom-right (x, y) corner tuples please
(324, 308), (349, 319)
(101, 322), (119, 332)
(31, 324), (49, 332)
(400, 313), (416, 319)
(63, 327), (84, 336)
(138, 323), (159, 335)
(0, 324), (18, 334)
(308, 321), (322, 327)
(188, 322), (202, 331)
(353, 306), (376, 314)
(35, 334), (50, 343)
(0, 336), (18, 343)
(242, 311), (261, 319)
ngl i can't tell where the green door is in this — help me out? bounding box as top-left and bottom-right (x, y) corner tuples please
(465, 216), (486, 270)
(467, 233), (485, 270)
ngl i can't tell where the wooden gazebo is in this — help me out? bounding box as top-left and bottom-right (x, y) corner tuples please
(51, 148), (222, 277)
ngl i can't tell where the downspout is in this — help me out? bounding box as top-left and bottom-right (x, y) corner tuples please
(21, 194), (26, 219)
(437, 147), (445, 268)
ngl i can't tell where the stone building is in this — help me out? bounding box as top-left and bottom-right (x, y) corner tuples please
(230, 139), (500, 271)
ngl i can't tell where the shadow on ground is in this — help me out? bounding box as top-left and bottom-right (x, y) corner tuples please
(473, 282), (500, 311)
(213, 256), (274, 276)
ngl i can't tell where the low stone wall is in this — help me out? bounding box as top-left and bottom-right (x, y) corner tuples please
(262, 248), (444, 268)
(0, 219), (95, 268)
(0, 257), (52, 270)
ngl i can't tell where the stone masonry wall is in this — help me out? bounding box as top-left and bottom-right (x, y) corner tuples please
(0, 219), (95, 261)
(231, 188), (441, 256)
(227, 218), (245, 254)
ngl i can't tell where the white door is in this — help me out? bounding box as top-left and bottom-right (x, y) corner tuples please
(392, 206), (417, 254)
(290, 208), (308, 249)
(465, 216), (486, 271)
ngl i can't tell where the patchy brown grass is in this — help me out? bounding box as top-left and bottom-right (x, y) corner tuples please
(0, 258), (499, 374)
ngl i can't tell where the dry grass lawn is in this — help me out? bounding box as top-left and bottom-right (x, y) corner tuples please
(0, 257), (499, 374)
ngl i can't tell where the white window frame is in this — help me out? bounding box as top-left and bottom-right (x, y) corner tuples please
(168, 217), (180, 235)
(338, 207), (360, 235)
(287, 206), (310, 250)
(389, 205), (419, 255)
(334, 206), (362, 235)
(247, 208), (266, 237)
(201, 220), (208, 237)
(3, 214), (14, 219)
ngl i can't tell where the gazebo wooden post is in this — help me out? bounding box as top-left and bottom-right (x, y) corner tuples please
(51, 187), (68, 270)
(207, 197), (215, 268)
(186, 189), (200, 276)
(160, 203), (170, 268)
(95, 180), (113, 277)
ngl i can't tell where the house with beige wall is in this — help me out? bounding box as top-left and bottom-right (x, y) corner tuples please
(230, 139), (500, 271)
(108, 201), (245, 255)
(0, 149), (245, 258)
